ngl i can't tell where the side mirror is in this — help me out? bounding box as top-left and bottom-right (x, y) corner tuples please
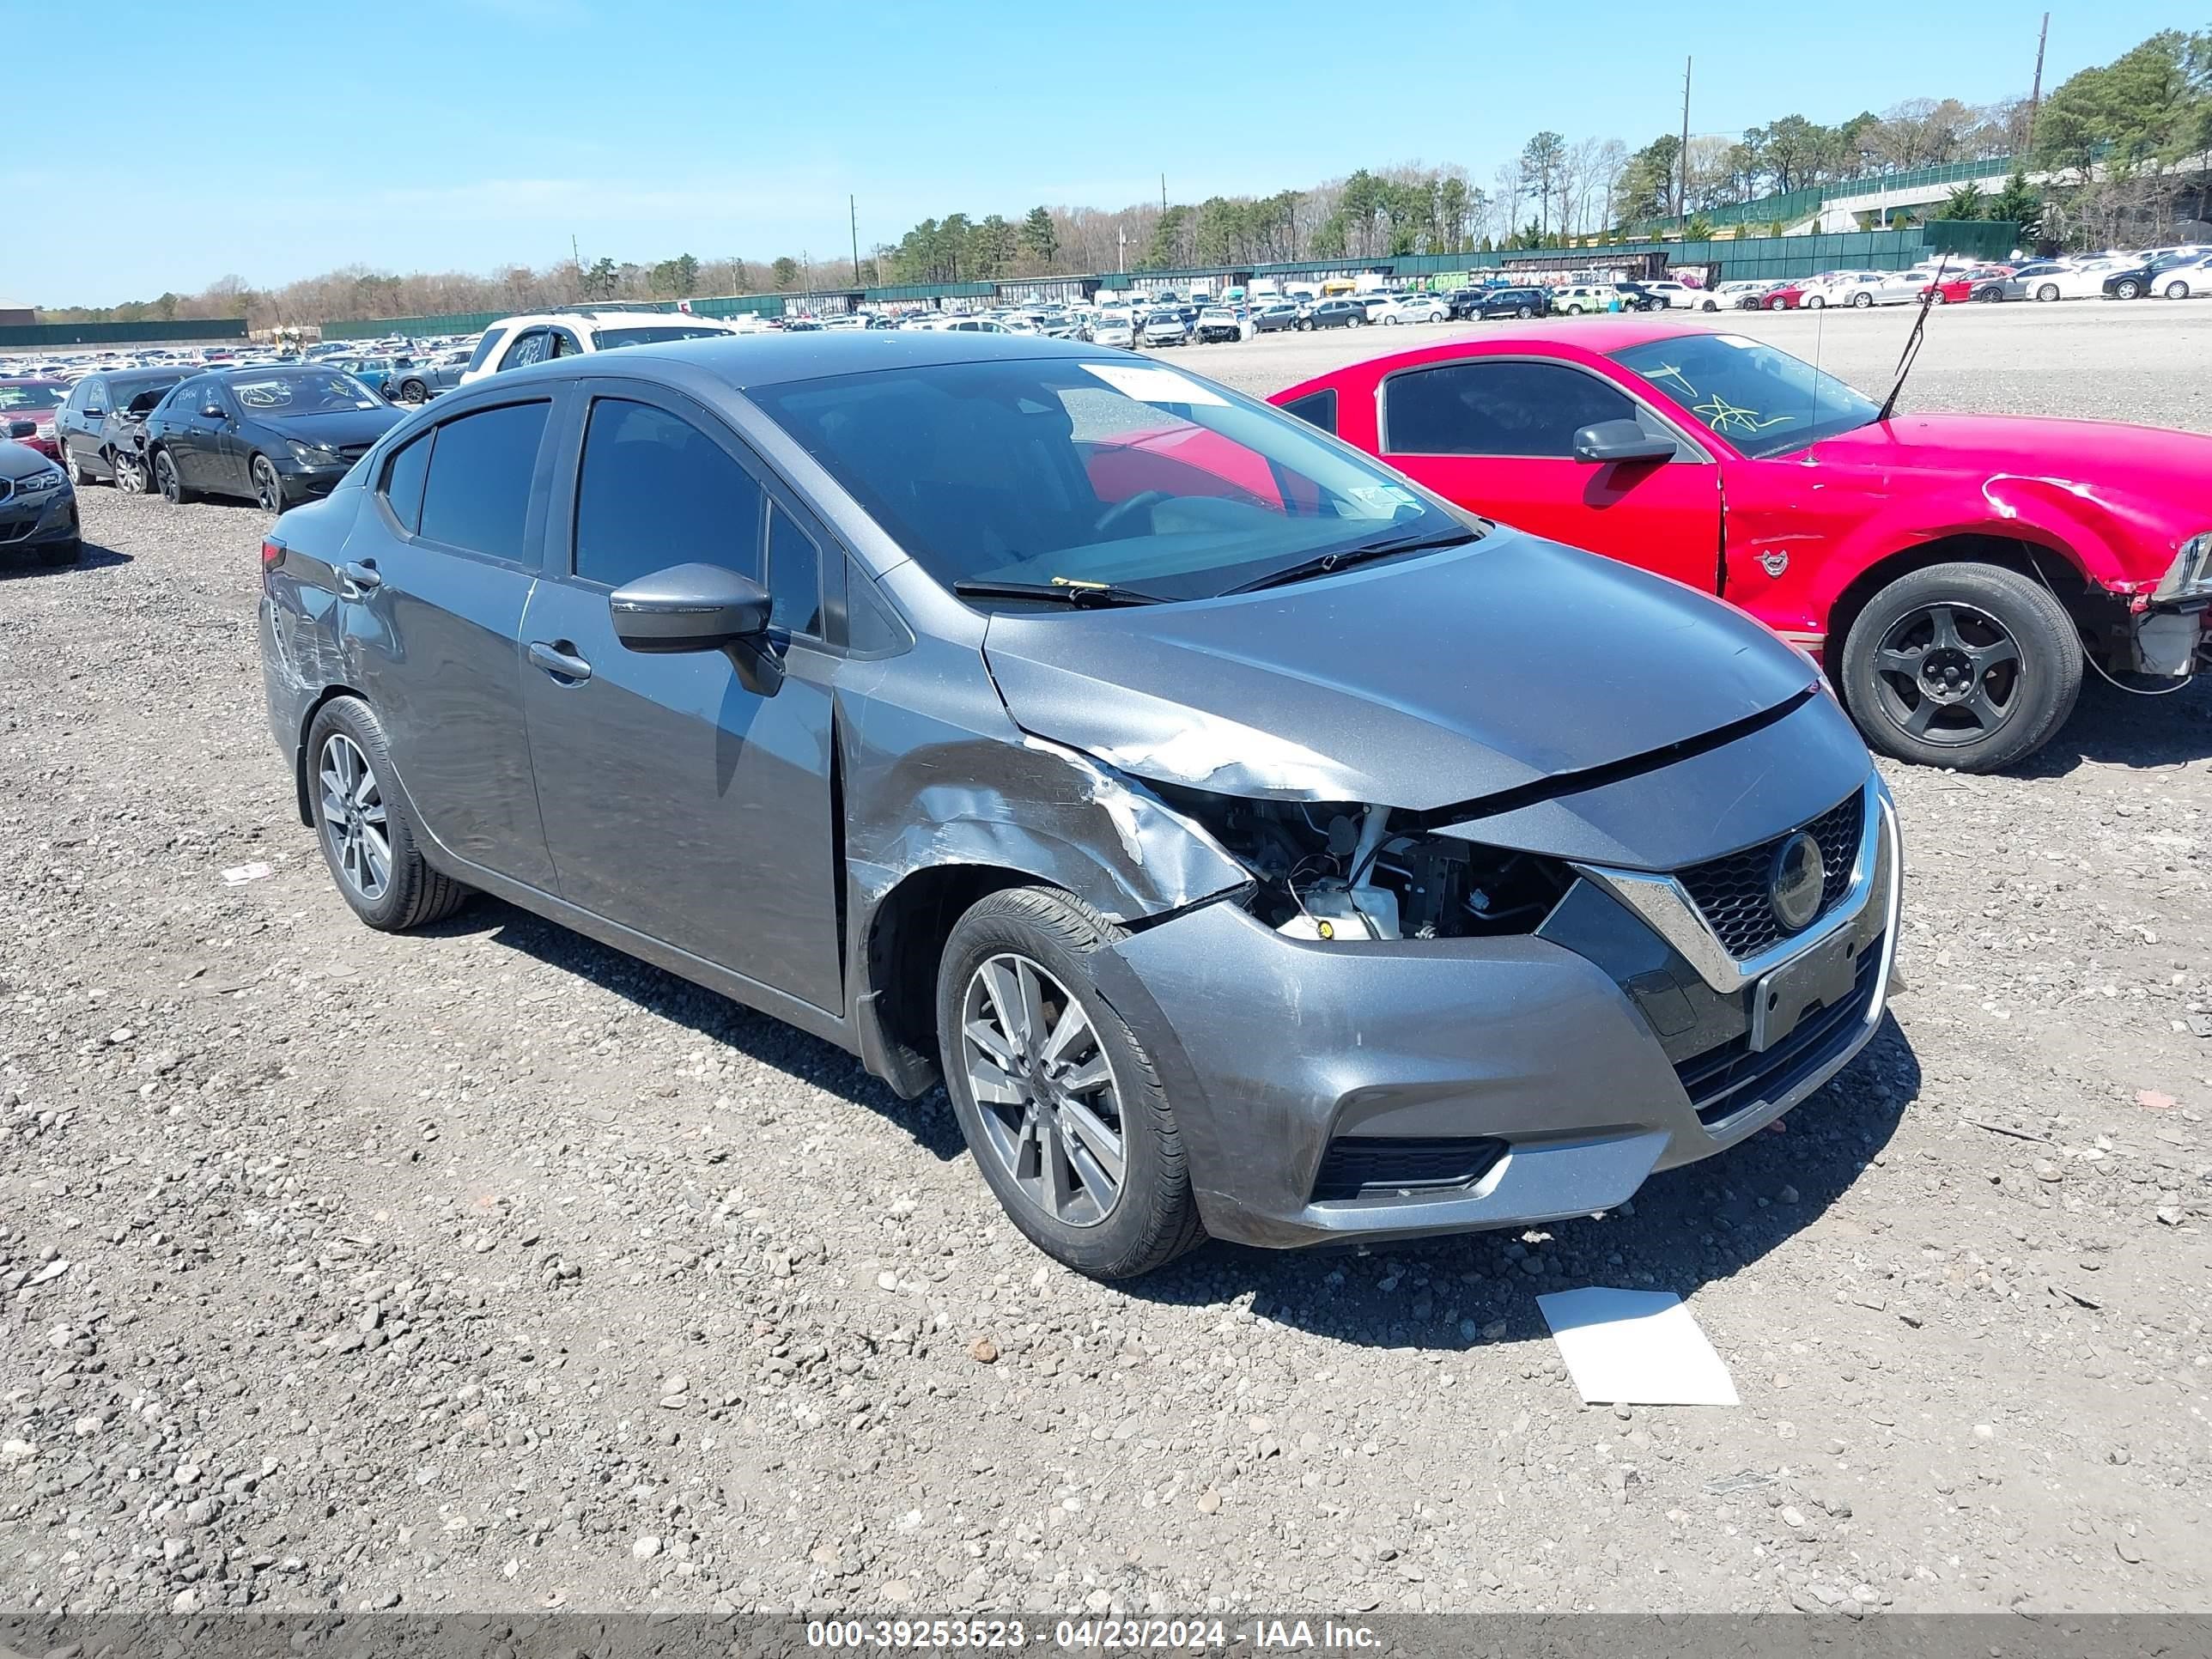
(608, 562), (770, 653)
(1572, 419), (1677, 465)
(6, 419), (33, 440)
(202, 403), (227, 420)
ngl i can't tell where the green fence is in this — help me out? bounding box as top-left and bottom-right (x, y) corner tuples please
(0, 318), (247, 348)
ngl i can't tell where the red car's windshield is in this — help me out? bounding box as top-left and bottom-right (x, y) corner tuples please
(1612, 333), (1882, 459)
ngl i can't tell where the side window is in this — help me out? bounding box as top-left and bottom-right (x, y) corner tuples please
(766, 501), (823, 637)
(380, 430), (432, 533)
(416, 401), (550, 562)
(499, 329), (550, 372)
(465, 328), (505, 373)
(550, 328), (586, 357)
(572, 398), (763, 591)
(1382, 361), (1636, 459)
(1277, 388), (1337, 436)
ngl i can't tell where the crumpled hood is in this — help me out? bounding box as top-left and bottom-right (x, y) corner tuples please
(981, 530), (1818, 811)
(1812, 413), (2212, 494)
(258, 405), (406, 447)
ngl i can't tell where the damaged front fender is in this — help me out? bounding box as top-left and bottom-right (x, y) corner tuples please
(840, 636), (1251, 925)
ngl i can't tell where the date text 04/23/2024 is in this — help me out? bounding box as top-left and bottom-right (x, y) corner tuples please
(804, 1619), (1382, 1650)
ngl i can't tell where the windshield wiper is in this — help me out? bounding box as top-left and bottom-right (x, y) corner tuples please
(952, 578), (1164, 608)
(1221, 526), (1480, 596)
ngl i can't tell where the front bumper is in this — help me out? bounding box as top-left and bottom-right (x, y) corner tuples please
(1096, 779), (1901, 1249)
(0, 483), (80, 552)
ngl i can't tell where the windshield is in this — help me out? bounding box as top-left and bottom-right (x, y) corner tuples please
(0, 381), (67, 412)
(228, 370), (384, 414)
(746, 356), (1468, 602)
(592, 324), (733, 349)
(1611, 332), (1883, 459)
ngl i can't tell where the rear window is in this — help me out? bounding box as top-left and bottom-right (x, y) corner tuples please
(590, 325), (733, 349)
(416, 401), (550, 562)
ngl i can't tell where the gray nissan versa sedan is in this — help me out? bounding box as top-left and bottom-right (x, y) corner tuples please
(259, 331), (1902, 1279)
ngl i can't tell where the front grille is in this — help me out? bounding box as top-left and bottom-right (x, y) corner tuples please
(1674, 938), (1883, 1126)
(0, 477), (13, 505)
(1310, 1136), (1507, 1203)
(1677, 791), (1863, 959)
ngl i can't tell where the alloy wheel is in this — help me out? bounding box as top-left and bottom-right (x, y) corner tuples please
(318, 732), (392, 902)
(959, 952), (1126, 1228)
(252, 457), (283, 514)
(1868, 600), (2024, 749)
(112, 449), (147, 494)
(155, 451), (181, 504)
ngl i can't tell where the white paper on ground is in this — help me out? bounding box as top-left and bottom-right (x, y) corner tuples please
(1535, 1286), (1740, 1406)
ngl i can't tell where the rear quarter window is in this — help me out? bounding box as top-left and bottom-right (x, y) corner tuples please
(1276, 388), (1337, 436)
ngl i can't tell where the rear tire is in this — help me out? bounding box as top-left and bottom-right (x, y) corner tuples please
(937, 885), (1204, 1280)
(64, 444), (92, 485)
(1851, 291), (1874, 309)
(305, 696), (471, 932)
(1838, 562), (2082, 773)
(398, 379), (428, 404)
(2165, 279), (2190, 300)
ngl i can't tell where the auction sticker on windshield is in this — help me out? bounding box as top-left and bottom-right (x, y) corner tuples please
(1079, 362), (1228, 406)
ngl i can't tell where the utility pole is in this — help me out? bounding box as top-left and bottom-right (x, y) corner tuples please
(1677, 58), (1692, 220)
(572, 234), (582, 301)
(1161, 173), (1168, 216)
(2026, 13), (2050, 155)
(1117, 227), (1127, 274)
(849, 196), (861, 289)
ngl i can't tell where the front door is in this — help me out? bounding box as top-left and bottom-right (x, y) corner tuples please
(1374, 356), (1724, 593)
(517, 385), (842, 1012)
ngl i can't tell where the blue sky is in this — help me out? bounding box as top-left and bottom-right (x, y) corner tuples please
(12, 2), (2203, 306)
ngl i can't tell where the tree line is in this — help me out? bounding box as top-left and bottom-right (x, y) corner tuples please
(35, 26), (2209, 329)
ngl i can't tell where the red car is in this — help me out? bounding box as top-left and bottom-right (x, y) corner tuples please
(1271, 319), (2212, 770)
(1754, 282), (1808, 311)
(0, 378), (69, 462)
(1923, 265), (2009, 304)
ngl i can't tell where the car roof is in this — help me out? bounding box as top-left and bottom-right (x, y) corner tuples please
(601, 329), (1118, 390)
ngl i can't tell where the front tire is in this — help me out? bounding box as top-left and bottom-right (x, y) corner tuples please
(2165, 280), (2191, 300)
(1838, 562), (2082, 772)
(2114, 280), (2142, 301)
(1851, 291), (1874, 309)
(2035, 283), (2059, 302)
(39, 538), (83, 567)
(937, 886), (1203, 1280)
(398, 379), (428, 404)
(1804, 295), (1825, 309)
(305, 696), (470, 932)
(251, 454), (286, 514)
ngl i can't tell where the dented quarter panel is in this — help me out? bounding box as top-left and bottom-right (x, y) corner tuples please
(982, 528), (1817, 809)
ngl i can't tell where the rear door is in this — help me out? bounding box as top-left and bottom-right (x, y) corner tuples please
(515, 380), (843, 1012)
(173, 378), (228, 490)
(342, 396), (560, 887)
(1376, 354), (1723, 592)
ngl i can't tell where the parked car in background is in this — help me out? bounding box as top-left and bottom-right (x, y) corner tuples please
(328, 355), (411, 398)
(0, 435), (81, 564)
(2148, 252), (2212, 298)
(1612, 282), (1670, 313)
(143, 367), (404, 512)
(1140, 309), (1191, 347)
(1299, 298), (1368, 330)
(1970, 261), (2066, 302)
(2100, 252), (2206, 301)
(1089, 313), (1136, 348)
(1920, 266), (2010, 304)
(1454, 286), (1550, 320)
(0, 379), (69, 462)
(1273, 320), (2212, 772)
(1553, 284), (1621, 315)
(389, 349), (472, 404)
(57, 368), (186, 491)
(2027, 259), (2131, 301)
(1641, 281), (1722, 311)
(1194, 306), (1253, 343)
(258, 330), (1899, 1279)
(1251, 301), (1304, 332)
(458, 310), (745, 387)
(1378, 293), (1449, 325)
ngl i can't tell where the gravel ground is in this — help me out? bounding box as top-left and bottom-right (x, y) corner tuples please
(3, 302), (2210, 1620)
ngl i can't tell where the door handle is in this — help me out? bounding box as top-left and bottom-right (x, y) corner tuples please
(338, 561), (381, 594)
(527, 640), (592, 684)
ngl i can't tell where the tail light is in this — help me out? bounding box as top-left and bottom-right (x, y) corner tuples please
(261, 536), (285, 571)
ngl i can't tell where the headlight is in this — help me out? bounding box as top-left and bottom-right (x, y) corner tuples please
(33, 419), (55, 438)
(287, 438), (338, 464)
(16, 467), (66, 494)
(2154, 532), (2212, 602)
